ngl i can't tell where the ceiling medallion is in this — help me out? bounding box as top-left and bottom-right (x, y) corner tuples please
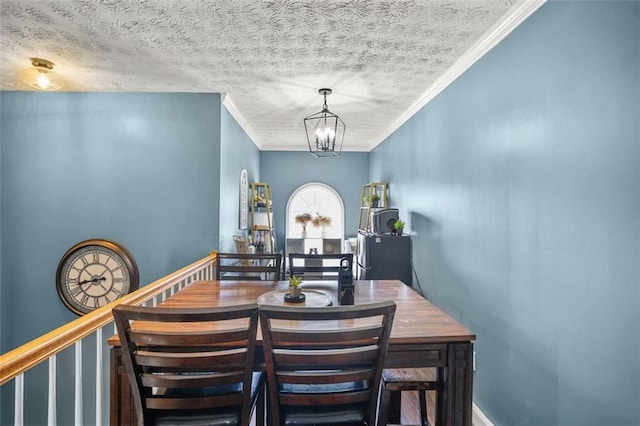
(21, 58), (63, 91)
(303, 88), (346, 157)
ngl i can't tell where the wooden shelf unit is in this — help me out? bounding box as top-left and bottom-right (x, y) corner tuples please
(358, 182), (388, 233)
(250, 182), (276, 252)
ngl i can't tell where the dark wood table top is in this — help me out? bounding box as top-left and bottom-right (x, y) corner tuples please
(109, 280), (474, 346)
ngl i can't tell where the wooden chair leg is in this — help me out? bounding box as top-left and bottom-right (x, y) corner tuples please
(419, 391), (428, 426)
(256, 383), (265, 426)
(435, 368), (445, 426)
(377, 388), (391, 426)
(388, 390), (402, 424)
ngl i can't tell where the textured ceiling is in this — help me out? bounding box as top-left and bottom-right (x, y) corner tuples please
(0, 1), (543, 151)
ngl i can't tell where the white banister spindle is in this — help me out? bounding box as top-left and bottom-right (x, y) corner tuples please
(14, 374), (24, 426)
(48, 355), (57, 425)
(74, 341), (83, 426)
(95, 328), (103, 426)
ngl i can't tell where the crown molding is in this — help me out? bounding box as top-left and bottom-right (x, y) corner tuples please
(222, 94), (263, 150)
(366, 0), (547, 151)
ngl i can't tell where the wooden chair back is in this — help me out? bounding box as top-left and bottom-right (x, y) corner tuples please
(112, 303), (261, 426)
(288, 252), (353, 280)
(233, 235), (250, 254)
(259, 301), (396, 426)
(215, 252), (283, 281)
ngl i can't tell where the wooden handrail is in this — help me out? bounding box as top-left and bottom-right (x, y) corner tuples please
(0, 253), (217, 386)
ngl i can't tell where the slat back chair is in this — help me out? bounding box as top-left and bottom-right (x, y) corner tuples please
(288, 252), (353, 280)
(215, 252), (283, 281)
(259, 301), (396, 426)
(112, 303), (264, 426)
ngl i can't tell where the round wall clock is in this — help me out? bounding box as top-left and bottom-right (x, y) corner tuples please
(56, 239), (139, 315)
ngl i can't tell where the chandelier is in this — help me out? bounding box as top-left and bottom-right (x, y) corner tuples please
(303, 88), (346, 157)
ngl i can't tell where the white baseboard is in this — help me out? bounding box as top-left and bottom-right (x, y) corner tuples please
(473, 402), (494, 426)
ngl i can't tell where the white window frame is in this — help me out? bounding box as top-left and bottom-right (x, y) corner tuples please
(286, 182), (345, 240)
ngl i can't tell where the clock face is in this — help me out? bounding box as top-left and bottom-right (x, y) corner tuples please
(56, 240), (139, 315)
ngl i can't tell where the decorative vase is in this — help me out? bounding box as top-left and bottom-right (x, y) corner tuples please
(301, 230), (307, 239)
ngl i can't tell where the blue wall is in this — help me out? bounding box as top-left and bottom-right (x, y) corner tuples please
(219, 105), (261, 252)
(260, 151), (370, 249)
(371, 1), (639, 424)
(2, 1), (639, 424)
(0, 92), (223, 424)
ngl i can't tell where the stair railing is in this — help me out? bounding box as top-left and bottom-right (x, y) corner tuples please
(0, 252), (217, 426)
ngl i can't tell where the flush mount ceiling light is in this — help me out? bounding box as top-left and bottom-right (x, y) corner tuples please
(21, 58), (63, 90)
(303, 88), (346, 157)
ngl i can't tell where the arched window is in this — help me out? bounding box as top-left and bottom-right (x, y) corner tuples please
(286, 183), (344, 240)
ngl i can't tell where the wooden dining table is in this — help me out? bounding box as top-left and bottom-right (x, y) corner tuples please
(108, 279), (475, 426)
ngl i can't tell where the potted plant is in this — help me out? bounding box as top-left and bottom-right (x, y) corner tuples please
(393, 219), (405, 235)
(288, 275), (303, 298)
(363, 193), (381, 208)
(294, 213), (312, 237)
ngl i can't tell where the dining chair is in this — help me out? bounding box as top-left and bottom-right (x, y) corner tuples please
(288, 252), (353, 280)
(259, 300), (396, 426)
(378, 367), (443, 426)
(215, 251), (283, 281)
(112, 303), (265, 426)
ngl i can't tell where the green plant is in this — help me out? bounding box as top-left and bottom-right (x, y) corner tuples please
(394, 219), (405, 230)
(363, 193), (381, 204)
(289, 275), (303, 288)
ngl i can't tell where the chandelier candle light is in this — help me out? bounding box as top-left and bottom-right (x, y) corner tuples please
(304, 88), (346, 157)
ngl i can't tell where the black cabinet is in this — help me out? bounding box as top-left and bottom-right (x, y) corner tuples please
(356, 233), (412, 286)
